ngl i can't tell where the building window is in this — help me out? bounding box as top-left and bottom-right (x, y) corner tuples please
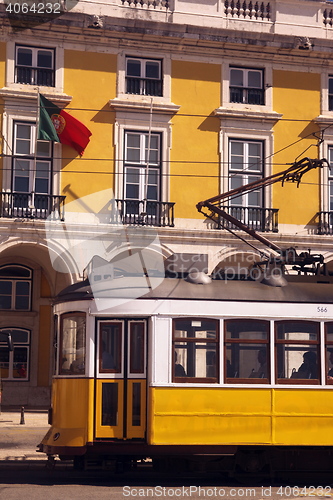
(126, 57), (162, 96)
(225, 320), (269, 383)
(0, 265), (32, 311)
(15, 45), (55, 87)
(275, 321), (320, 384)
(329, 76), (333, 112)
(59, 313), (86, 376)
(230, 67), (264, 105)
(12, 121), (53, 216)
(172, 318), (219, 383)
(122, 130), (161, 222)
(0, 328), (30, 381)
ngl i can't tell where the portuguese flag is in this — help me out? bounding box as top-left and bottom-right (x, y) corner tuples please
(38, 94), (92, 156)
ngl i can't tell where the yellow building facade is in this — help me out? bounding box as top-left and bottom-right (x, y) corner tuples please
(0, 0), (333, 405)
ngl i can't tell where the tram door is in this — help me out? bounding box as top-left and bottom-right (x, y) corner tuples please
(95, 319), (147, 440)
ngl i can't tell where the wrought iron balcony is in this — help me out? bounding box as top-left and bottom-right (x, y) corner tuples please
(0, 192), (65, 221)
(218, 206), (279, 233)
(317, 211), (333, 235)
(230, 87), (265, 105)
(112, 199), (175, 227)
(15, 67), (55, 87)
(126, 77), (163, 96)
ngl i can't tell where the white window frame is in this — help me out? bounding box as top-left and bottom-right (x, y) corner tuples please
(6, 40), (64, 91)
(1, 108), (61, 199)
(0, 328), (30, 381)
(15, 45), (55, 87)
(124, 130), (162, 202)
(221, 60), (273, 112)
(117, 51), (171, 103)
(125, 57), (162, 97)
(228, 139), (264, 208)
(12, 121), (53, 196)
(229, 67), (264, 105)
(0, 265), (32, 312)
(114, 119), (171, 206)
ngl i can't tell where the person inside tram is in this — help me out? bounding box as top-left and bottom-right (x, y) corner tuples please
(249, 348), (267, 378)
(174, 351), (186, 377)
(291, 350), (317, 379)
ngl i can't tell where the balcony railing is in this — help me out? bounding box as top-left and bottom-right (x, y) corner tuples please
(218, 206), (279, 233)
(317, 211), (333, 235)
(15, 67), (55, 87)
(126, 77), (163, 96)
(121, 0), (169, 8)
(230, 87), (265, 105)
(0, 192), (65, 221)
(224, 1), (271, 20)
(112, 199), (175, 227)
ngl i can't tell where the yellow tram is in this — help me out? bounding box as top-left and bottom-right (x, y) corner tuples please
(39, 259), (333, 475)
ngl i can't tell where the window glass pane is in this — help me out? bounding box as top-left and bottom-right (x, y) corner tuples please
(248, 188), (261, 207)
(13, 347), (28, 378)
(16, 124), (31, 140)
(37, 50), (53, 68)
(36, 141), (51, 157)
(35, 178), (49, 194)
(147, 186), (158, 200)
(226, 344), (268, 379)
(277, 345), (318, 380)
(248, 70), (262, 88)
(0, 281), (12, 294)
(175, 343), (217, 378)
(0, 296), (12, 309)
(126, 167), (140, 185)
(0, 348), (10, 379)
(11, 330), (29, 343)
(15, 296), (30, 310)
(17, 48), (32, 66)
(130, 322), (144, 374)
(329, 77), (333, 94)
(126, 59), (141, 77)
(126, 184), (140, 200)
(60, 314), (86, 375)
(0, 266), (31, 278)
(226, 320), (268, 340)
(127, 134), (141, 149)
(145, 61), (160, 79)
(230, 69), (243, 87)
(132, 382), (141, 426)
(100, 322), (122, 372)
(276, 321), (318, 340)
(174, 319), (217, 339)
(102, 382), (118, 425)
(248, 143), (262, 170)
(14, 176), (30, 193)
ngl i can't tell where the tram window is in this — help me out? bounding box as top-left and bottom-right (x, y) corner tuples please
(172, 319), (219, 383)
(275, 321), (319, 384)
(59, 313), (86, 375)
(225, 320), (269, 383)
(325, 323), (333, 384)
(99, 322), (122, 373)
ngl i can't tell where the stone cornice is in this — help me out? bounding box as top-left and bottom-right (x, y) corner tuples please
(0, 87), (72, 106)
(109, 98), (180, 115)
(214, 107), (283, 124)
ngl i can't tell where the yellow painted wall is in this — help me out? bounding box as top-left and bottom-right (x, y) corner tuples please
(171, 61), (220, 219)
(272, 70), (321, 225)
(149, 387), (333, 446)
(62, 50), (117, 204)
(0, 41), (6, 192)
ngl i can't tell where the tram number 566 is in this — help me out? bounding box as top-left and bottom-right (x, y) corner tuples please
(317, 306), (328, 313)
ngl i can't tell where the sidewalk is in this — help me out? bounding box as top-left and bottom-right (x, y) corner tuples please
(0, 407), (49, 462)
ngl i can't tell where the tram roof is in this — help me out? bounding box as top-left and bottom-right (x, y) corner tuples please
(55, 273), (333, 304)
